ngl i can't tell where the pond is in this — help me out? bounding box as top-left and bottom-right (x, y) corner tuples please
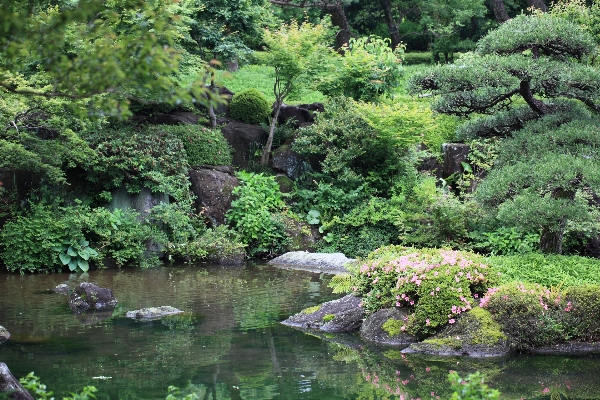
(1, 263), (600, 400)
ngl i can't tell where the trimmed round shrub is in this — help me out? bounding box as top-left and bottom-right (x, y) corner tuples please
(229, 88), (271, 125)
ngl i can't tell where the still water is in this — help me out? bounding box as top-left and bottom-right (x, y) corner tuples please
(1, 263), (600, 399)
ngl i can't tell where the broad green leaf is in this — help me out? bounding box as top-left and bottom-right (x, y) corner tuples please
(67, 246), (78, 257)
(59, 253), (71, 265)
(68, 259), (78, 271)
(78, 259), (89, 272)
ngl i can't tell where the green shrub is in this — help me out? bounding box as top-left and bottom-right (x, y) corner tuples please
(226, 171), (290, 256)
(229, 88), (271, 125)
(350, 246), (498, 336)
(168, 225), (246, 263)
(488, 253), (600, 288)
(402, 52), (433, 65)
(152, 125), (232, 167)
(475, 227), (540, 256)
(84, 125), (190, 201)
(563, 285), (600, 341)
(481, 282), (569, 349)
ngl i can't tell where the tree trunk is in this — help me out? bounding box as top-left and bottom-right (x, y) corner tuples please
(539, 187), (576, 254)
(527, 0), (547, 12)
(490, 0), (510, 23)
(519, 80), (550, 115)
(329, 2), (352, 50)
(379, 0), (402, 50)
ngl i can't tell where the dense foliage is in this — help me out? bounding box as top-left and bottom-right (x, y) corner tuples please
(228, 88), (272, 125)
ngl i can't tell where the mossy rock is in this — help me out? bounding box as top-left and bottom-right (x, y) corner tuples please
(282, 294), (364, 333)
(360, 308), (418, 346)
(404, 307), (509, 357)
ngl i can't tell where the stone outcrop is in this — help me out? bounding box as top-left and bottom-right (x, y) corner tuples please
(360, 308), (418, 346)
(0, 363), (34, 400)
(188, 166), (239, 227)
(269, 251), (355, 274)
(281, 294), (364, 333)
(220, 121), (268, 169)
(442, 143), (470, 179)
(403, 307), (509, 357)
(53, 284), (70, 294)
(68, 282), (118, 313)
(109, 186), (169, 221)
(271, 143), (312, 181)
(275, 103), (324, 128)
(280, 217), (319, 253)
(0, 326), (9, 343)
(126, 306), (184, 321)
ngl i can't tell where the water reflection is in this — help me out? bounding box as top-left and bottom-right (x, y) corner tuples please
(0, 264), (600, 399)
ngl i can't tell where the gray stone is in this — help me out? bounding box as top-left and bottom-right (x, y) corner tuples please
(275, 103), (324, 128)
(188, 167), (239, 227)
(360, 308), (418, 346)
(68, 282), (118, 313)
(109, 186), (169, 221)
(281, 294), (364, 333)
(403, 308), (509, 357)
(280, 217), (319, 253)
(0, 326), (9, 343)
(442, 143), (470, 179)
(269, 251), (355, 274)
(53, 283), (70, 294)
(0, 363), (34, 400)
(126, 306), (184, 321)
(271, 143), (312, 180)
(220, 121), (268, 169)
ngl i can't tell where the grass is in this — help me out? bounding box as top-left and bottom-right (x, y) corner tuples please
(215, 64), (326, 104)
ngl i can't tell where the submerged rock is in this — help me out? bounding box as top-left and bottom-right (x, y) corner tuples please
(360, 308), (417, 346)
(0, 363), (34, 400)
(126, 306), (184, 321)
(68, 282), (118, 313)
(403, 307), (509, 357)
(281, 294), (364, 333)
(269, 251), (355, 274)
(0, 326), (9, 343)
(53, 283), (70, 294)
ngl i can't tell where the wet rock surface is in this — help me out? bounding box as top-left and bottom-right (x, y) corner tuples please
(188, 166), (239, 227)
(0, 363), (34, 400)
(360, 308), (418, 346)
(281, 294), (364, 333)
(126, 306), (185, 321)
(0, 326), (10, 343)
(68, 282), (118, 313)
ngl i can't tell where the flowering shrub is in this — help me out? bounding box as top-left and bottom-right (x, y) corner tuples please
(351, 246), (498, 336)
(481, 282), (600, 349)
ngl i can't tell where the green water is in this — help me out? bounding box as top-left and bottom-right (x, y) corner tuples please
(1, 263), (600, 399)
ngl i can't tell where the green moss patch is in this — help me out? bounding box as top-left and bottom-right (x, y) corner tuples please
(301, 305), (321, 315)
(323, 314), (335, 322)
(382, 318), (404, 337)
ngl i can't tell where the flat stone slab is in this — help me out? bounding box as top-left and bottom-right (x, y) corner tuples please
(126, 306), (184, 321)
(529, 342), (600, 355)
(281, 294), (364, 333)
(268, 251), (355, 274)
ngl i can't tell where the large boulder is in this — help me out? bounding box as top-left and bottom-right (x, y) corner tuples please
(442, 143), (470, 179)
(280, 217), (319, 253)
(68, 282), (118, 313)
(0, 363), (34, 400)
(109, 186), (169, 221)
(281, 294), (364, 333)
(0, 326), (9, 343)
(188, 166), (239, 227)
(220, 121), (268, 169)
(360, 308), (418, 346)
(403, 307), (509, 357)
(275, 103), (324, 128)
(269, 251), (355, 274)
(210, 86), (234, 117)
(271, 143), (312, 181)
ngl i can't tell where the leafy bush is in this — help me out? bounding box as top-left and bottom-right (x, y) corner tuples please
(402, 52), (433, 65)
(349, 246), (498, 336)
(475, 227), (540, 256)
(480, 282), (584, 349)
(153, 125), (232, 167)
(226, 171), (290, 257)
(0, 203), (159, 272)
(84, 125), (190, 201)
(317, 36), (404, 102)
(167, 225), (246, 263)
(20, 372), (97, 400)
(488, 253), (600, 288)
(229, 88), (271, 125)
